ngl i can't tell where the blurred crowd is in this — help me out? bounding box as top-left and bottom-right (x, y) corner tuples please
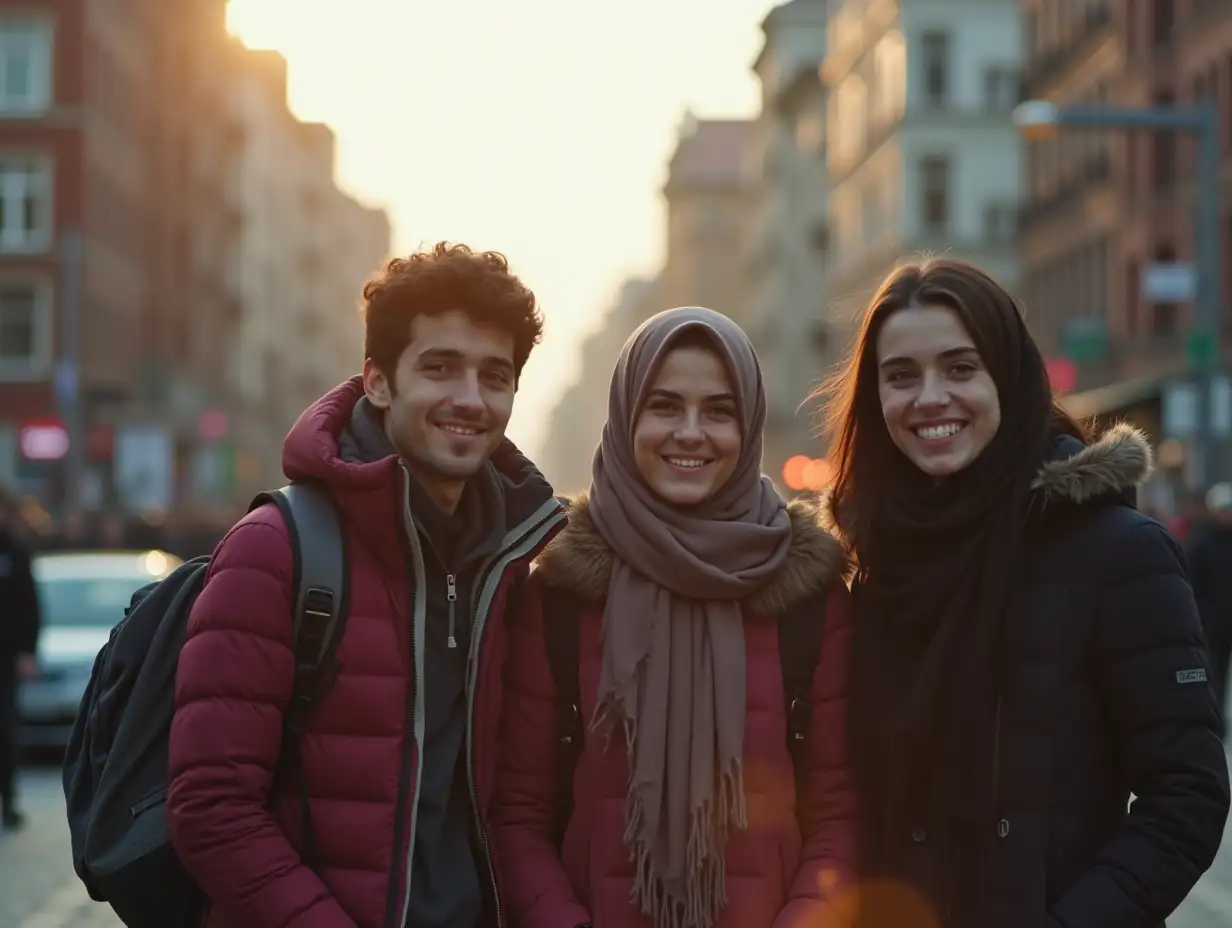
(0, 490), (233, 562)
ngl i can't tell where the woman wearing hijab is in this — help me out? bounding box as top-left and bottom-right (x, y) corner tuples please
(823, 258), (1229, 927)
(490, 307), (858, 928)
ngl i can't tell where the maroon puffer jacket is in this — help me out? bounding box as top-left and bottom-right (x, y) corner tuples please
(166, 376), (565, 928)
(491, 494), (858, 928)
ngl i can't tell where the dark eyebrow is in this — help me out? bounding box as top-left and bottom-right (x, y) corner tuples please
(417, 347), (514, 373)
(879, 346), (978, 370)
(646, 388), (736, 403)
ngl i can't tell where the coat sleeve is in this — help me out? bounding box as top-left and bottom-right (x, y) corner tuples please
(167, 512), (357, 928)
(775, 584), (860, 928)
(489, 572), (592, 928)
(1048, 520), (1230, 928)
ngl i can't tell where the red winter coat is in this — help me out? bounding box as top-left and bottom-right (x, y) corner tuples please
(166, 376), (565, 928)
(491, 494), (858, 928)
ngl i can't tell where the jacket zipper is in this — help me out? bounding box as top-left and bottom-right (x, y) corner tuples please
(446, 573), (458, 648)
(463, 499), (567, 928)
(993, 696), (1009, 838)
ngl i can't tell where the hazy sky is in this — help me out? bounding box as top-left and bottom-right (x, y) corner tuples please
(226, 0), (781, 459)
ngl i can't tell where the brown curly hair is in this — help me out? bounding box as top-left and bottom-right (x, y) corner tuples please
(362, 242), (543, 386)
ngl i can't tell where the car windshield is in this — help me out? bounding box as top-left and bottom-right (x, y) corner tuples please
(40, 575), (152, 628)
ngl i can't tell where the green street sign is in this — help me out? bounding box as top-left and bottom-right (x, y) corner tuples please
(1060, 317), (1108, 362)
(1187, 330), (1215, 368)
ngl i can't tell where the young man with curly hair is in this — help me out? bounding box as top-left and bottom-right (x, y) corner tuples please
(166, 243), (566, 928)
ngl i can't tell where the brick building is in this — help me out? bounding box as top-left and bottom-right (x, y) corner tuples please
(0, 0), (241, 515)
(0, 1), (390, 519)
(1019, 0), (1232, 452)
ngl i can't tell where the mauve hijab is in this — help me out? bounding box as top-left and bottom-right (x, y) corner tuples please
(588, 307), (793, 928)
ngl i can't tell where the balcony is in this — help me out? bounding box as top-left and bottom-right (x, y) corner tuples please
(1022, 5), (1114, 98)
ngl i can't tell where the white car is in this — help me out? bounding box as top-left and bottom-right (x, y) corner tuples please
(18, 549), (180, 749)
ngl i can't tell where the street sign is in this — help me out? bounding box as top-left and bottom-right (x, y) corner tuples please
(1142, 262), (1196, 303)
(1060, 317), (1108, 362)
(19, 419), (69, 460)
(1186, 330), (1216, 368)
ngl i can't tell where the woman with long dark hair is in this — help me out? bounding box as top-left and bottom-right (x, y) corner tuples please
(822, 258), (1229, 927)
(491, 307), (858, 928)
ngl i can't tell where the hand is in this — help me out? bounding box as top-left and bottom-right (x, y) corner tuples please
(15, 652), (38, 681)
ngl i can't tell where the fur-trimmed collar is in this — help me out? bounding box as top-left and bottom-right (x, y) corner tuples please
(1031, 422), (1154, 505)
(535, 494), (848, 617)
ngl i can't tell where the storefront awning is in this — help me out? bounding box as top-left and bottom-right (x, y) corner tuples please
(1060, 373), (1165, 419)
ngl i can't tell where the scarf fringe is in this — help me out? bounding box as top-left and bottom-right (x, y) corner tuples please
(625, 761), (747, 928)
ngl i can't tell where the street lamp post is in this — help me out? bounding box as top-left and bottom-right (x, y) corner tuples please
(1014, 100), (1223, 488)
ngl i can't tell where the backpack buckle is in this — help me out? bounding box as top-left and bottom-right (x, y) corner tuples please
(302, 588), (335, 619)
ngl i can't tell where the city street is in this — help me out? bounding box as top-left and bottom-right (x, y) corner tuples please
(4, 758), (1232, 927)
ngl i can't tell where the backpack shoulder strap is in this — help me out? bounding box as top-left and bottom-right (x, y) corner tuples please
(779, 589), (827, 786)
(540, 581), (585, 845)
(250, 482), (348, 866)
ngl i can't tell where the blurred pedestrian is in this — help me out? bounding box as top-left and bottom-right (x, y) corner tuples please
(1189, 481), (1232, 730)
(822, 258), (1229, 927)
(0, 486), (41, 831)
(165, 243), (563, 928)
(491, 308), (858, 928)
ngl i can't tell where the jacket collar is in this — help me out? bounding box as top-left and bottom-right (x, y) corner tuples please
(282, 376), (561, 576)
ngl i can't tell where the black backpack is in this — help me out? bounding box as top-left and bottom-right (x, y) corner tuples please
(62, 483), (349, 928)
(542, 584), (826, 843)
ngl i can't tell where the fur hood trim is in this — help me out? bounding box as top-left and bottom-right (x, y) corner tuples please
(535, 494), (847, 617)
(1031, 422), (1154, 503)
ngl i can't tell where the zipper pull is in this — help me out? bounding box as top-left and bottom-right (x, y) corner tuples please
(447, 573), (458, 649)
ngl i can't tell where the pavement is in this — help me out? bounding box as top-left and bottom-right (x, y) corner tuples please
(3, 760), (1232, 927)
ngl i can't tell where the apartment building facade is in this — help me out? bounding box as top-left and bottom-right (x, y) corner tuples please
(660, 116), (753, 316)
(229, 47), (391, 497)
(821, 0), (1023, 321)
(1019, 0), (1232, 481)
(0, 0), (245, 515)
(539, 275), (660, 495)
(746, 0), (834, 482)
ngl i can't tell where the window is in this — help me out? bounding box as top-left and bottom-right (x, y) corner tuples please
(920, 32), (950, 108)
(0, 281), (48, 374)
(0, 157), (51, 251)
(983, 67), (1019, 111)
(1152, 302), (1179, 337)
(920, 156), (950, 233)
(1151, 0), (1174, 48)
(1151, 93), (1176, 191)
(0, 20), (51, 113)
(984, 203), (1017, 242)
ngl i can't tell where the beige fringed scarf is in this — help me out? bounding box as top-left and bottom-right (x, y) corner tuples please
(587, 307), (793, 928)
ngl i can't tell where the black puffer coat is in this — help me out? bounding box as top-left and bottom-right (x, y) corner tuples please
(856, 424), (1230, 928)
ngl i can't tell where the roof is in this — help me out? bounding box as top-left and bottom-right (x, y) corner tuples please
(667, 119), (753, 188)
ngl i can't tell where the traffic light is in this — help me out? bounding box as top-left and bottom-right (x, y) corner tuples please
(781, 455), (832, 491)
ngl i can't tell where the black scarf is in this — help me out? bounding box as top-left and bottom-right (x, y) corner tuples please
(847, 333), (1055, 924)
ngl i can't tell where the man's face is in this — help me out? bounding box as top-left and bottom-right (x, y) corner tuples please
(363, 310), (516, 509)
